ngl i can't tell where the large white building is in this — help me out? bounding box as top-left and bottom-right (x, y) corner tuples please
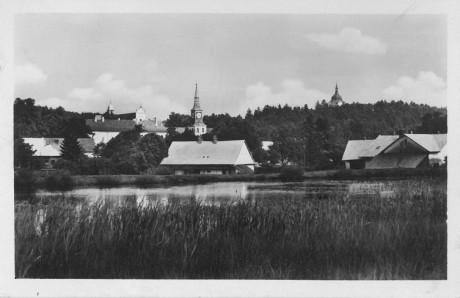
(161, 138), (255, 175)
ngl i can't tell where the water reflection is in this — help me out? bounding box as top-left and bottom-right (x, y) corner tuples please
(17, 180), (398, 207)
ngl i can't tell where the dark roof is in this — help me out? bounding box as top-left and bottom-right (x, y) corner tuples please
(86, 119), (136, 132)
(87, 119), (168, 133)
(101, 111), (136, 120)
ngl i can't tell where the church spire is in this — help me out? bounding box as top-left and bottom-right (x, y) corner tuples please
(192, 83), (201, 110)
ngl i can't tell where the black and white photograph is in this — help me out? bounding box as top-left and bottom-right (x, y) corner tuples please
(2, 0), (460, 297)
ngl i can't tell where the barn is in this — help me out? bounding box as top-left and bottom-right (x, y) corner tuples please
(342, 133), (447, 169)
(160, 138), (255, 175)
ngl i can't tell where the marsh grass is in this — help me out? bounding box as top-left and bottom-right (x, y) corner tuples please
(15, 179), (447, 279)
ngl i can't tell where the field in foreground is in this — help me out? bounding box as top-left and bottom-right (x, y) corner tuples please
(15, 178), (447, 279)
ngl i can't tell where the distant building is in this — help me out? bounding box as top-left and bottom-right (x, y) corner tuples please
(262, 141), (273, 151)
(86, 102), (167, 144)
(329, 83), (344, 107)
(86, 84), (213, 143)
(160, 137), (255, 175)
(342, 133), (447, 169)
(23, 138), (96, 168)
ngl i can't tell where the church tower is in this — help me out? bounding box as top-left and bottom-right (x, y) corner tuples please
(329, 83), (344, 107)
(191, 84), (207, 136)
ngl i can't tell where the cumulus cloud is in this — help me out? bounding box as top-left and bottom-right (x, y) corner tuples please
(383, 71), (446, 106)
(244, 79), (328, 113)
(15, 64), (48, 86)
(39, 73), (185, 120)
(307, 27), (388, 55)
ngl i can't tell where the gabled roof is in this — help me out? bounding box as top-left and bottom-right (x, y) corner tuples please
(23, 138), (96, 157)
(342, 140), (373, 161)
(161, 140), (255, 166)
(405, 134), (447, 153)
(342, 133), (448, 162)
(358, 135), (399, 158)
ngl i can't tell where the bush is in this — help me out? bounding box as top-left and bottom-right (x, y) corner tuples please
(279, 165), (304, 182)
(44, 170), (73, 190)
(255, 163), (281, 174)
(152, 167), (173, 175)
(95, 175), (120, 187)
(14, 169), (37, 192)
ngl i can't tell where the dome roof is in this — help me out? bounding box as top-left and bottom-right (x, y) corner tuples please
(329, 83), (344, 106)
(331, 84), (342, 102)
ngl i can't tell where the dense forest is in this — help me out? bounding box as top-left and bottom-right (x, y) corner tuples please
(14, 97), (447, 172)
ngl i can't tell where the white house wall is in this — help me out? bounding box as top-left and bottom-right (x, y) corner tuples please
(234, 143), (255, 165)
(92, 131), (120, 144)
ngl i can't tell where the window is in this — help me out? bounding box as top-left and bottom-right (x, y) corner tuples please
(196, 128), (199, 133)
(202, 128), (205, 133)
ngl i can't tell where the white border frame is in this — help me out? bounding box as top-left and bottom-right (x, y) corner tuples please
(1, 0), (459, 297)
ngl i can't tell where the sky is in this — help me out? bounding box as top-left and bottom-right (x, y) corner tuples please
(14, 14), (447, 120)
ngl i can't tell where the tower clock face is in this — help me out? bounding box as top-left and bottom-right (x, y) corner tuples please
(196, 112), (202, 119)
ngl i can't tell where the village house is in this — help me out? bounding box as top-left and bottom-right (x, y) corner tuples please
(160, 136), (256, 175)
(342, 133), (447, 169)
(23, 138), (96, 169)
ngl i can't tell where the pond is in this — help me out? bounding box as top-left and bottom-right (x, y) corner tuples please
(15, 180), (395, 207)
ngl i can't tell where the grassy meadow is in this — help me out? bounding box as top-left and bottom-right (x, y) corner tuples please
(15, 178), (447, 279)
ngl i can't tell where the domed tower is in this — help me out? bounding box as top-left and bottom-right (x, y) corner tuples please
(191, 84), (207, 136)
(329, 83), (344, 107)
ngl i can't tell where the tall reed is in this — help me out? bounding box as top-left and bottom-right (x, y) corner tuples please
(15, 179), (447, 279)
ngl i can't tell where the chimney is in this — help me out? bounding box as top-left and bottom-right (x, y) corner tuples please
(410, 130), (413, 134)
(212, 135), (218, 144)
(197, 135), (203, 144)
(437, 131), (440, 134)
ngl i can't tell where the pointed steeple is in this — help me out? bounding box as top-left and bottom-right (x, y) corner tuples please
(192, 83), (201, 110)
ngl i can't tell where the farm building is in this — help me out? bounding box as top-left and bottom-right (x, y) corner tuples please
(160, 137), (255, 175)
(342, 133), (447, 169)
(23, 138), (96, 168)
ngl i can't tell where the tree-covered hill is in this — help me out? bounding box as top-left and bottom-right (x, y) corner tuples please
(14, 98), (96, 138)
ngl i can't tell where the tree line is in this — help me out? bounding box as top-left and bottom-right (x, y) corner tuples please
(14, 97), (447, 173)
